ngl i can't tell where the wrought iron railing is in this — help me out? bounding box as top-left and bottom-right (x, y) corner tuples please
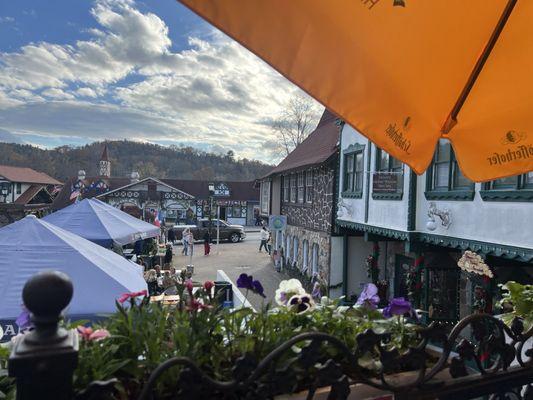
(6, 271), (533, 400)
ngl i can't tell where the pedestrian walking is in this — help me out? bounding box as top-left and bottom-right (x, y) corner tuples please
(187, 230), (195, 256)
(259, 226), (269, 253)
(203, 230), (211, 256)
(266, 232), (272, 255)
(181, 228), (190, 256)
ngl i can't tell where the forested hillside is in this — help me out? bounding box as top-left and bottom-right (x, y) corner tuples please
(0, 141), (272, 182)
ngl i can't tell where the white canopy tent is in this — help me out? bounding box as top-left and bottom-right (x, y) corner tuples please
(0, 215), (147, 320)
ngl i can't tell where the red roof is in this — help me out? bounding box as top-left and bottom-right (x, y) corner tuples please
(266, 109), (340, 176)
(0, 165), (62, 185)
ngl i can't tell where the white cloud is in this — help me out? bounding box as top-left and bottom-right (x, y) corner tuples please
(41, 88), (75, 100)
(0, 17), (15, 23)
(0, 0), (322, 164)
(75, 87), (98, 98)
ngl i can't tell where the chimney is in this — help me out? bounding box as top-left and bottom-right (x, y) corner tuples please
(78, 170), (86, 181)
(130, 171), (140, 184)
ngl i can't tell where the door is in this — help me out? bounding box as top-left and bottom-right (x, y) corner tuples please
(219, 207), (227, 220)
(394, 255), (413, 298)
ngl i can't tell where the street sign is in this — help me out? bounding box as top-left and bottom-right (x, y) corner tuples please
(269, 215), (287, 231)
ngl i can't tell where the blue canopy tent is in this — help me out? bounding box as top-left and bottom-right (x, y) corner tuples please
(0, 215), (147, 331)
(43, 198), (160, 247)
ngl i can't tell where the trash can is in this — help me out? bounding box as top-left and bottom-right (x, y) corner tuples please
(214, 281), (233, 306)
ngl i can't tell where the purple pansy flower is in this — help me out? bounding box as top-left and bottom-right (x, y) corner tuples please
(356, 283), (380, 309)
(237, 273), (254, 290)
(383, 297), (412, 318)
(252, 280), (266, 298)
(15, 307), (31, 331)
(288, 294), (315, 313)
(238, 273), (266, 298)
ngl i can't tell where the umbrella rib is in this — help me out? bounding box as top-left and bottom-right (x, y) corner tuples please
(441, 0), (517, 134)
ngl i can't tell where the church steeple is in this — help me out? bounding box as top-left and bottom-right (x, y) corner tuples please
(99, 143), (111, 178)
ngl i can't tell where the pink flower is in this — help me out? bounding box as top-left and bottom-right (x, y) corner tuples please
(118, 290), (148, 303)
(77, 326), (110, 341)
(186, 298), (212, 312)
(185, 279), (194, 293)
(203, 281), (214, 292)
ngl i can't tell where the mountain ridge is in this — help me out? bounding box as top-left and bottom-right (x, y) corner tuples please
(0, 140), (272, 182)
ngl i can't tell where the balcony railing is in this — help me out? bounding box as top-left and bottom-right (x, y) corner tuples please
(5, 271), (533, 400)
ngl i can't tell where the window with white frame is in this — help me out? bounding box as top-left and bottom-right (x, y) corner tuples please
(312, 243), (319, 276)
(305, 171), (313, 203)
(302, 240), (309, 273)
(260, 181), (270, 214)
(282, 176), (290, 203)
(290, 174), (297, 203)
(297, 172), (305, 203)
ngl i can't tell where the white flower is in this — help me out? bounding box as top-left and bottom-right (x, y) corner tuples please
(458, 251), (494, 278)
(287, 294), (316, 313)
(275, 279), (306, 305)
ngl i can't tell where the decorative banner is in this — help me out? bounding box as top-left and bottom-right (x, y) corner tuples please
(457, 251), (494, 278)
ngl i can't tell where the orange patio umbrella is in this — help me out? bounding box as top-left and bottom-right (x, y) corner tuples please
(178, 0), (533, 182)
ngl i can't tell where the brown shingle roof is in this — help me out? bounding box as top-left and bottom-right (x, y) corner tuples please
(266, 109), (340, 176)
(0, 165), (62, 185)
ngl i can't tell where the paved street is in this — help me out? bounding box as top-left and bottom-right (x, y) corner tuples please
(171, 230), (289, 309)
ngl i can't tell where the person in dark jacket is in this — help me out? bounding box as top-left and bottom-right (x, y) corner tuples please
(168, 229), (176, 244)
(203, 230), (211, 256)
(164, 244), (173, 265)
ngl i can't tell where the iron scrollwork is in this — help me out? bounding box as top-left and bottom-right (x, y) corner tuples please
(129, 313), (533, 400)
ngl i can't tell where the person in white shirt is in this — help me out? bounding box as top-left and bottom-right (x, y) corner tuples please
(259, 226), (269, 253)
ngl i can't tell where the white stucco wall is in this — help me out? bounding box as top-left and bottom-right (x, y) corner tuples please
(329, 236), (344, 299)
(346, 236), (374, 300)
(337, 124), (409, 231)
(416, 176), (533, 249)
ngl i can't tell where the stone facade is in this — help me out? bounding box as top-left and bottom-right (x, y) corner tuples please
(281, 164), (335, 232)
(279, 162), (337, 284)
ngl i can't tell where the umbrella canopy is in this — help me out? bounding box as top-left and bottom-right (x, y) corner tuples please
(43, 198), (160, 247)
(179, 0), (532, 182)
(0, 215), (147, 319)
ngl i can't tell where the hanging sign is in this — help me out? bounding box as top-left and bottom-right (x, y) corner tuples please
(269, 215), (287, 231)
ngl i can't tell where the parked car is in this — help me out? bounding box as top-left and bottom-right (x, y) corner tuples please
(171, 219), (246, 243)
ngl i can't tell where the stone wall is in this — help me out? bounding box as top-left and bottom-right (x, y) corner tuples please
(281, 163), (335, 233)
(283, 224), (331, 284)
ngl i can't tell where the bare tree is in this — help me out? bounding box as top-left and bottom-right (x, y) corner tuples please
(272, 94), (321, 156)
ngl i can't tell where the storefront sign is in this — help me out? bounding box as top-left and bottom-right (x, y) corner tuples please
(214, 183), (230, 196)
(372, 173), (398, 193)
(0, 320), (19, 343)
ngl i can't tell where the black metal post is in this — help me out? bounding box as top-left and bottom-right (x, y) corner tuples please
(8, 271), (79, 400)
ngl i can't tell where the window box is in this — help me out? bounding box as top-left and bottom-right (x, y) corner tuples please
(424, 189), (475, 201)
(342, 190), (363, 199)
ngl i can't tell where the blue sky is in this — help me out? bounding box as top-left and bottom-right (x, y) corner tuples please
(0, 0), (321, 163)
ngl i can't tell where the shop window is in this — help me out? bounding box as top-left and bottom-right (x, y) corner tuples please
(297, 172), (305, 203)
(312, 243), (319, 276)
(372, 148), (403, 200)
(282, 176), (290, 203)
(480, 172), (533, 202)
(425, 267), (459, 323)
(16, 183), (21, 194)
(290, 175), (297, 203)
(260, 181), (270, 214)
(302, 240), (309, 273)
(293, 237), (299, 264)
(425, 140), (474, 201)
(305, 171), (313, 203)
(342, 144), (365, 198)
